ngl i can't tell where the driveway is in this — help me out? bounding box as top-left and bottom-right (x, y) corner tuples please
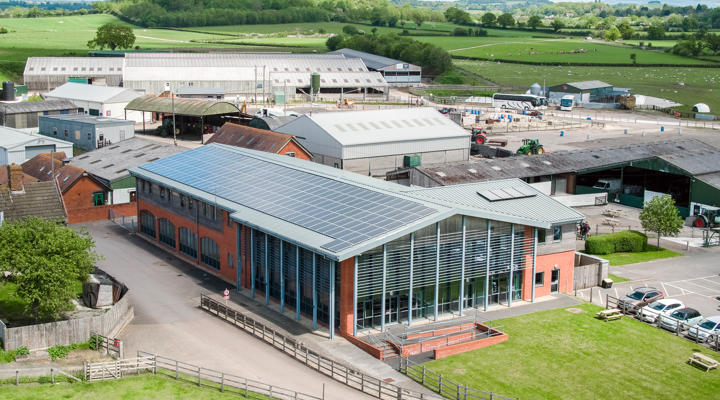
(81, 220), (370, 399)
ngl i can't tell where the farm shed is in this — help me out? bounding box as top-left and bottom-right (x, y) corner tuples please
(388, 139), (720, 217)
(39, 115), (135, 151)
(275, 107), (470, 177)
(206, 123), (312, 160)
(70, 137), (187, 204)
(44, 83), (147, 123)
(328, 48), (421, 86)
(176, 87), (225, 100)
(0, 125), (73, 165)
(548, 80), (614, 104)
(0, 100), (79, 129)
(130, 144), (583, 346)
(23, 57), (124, 91)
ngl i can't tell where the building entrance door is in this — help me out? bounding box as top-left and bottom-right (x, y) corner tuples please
(385, 295), (399, 325)
(551, 269), (560, 293)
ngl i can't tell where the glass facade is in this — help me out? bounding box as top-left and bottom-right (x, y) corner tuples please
(355, 216), (535, 333)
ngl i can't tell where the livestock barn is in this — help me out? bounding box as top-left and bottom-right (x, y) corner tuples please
(23, 57), (124, 91)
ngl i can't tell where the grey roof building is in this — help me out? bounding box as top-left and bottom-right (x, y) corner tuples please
(0, 100), (79, 129)
(329, 48), (421, 86)
(548, 80), (614, 104)
(23, 57), (124, 90)
(39, 115), (135, 151)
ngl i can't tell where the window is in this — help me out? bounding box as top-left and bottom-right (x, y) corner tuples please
(160, 187), (166, 200)
(179, 227), (197, 258)
(227, 212), (232, 228)
(129, 190), (137, 202)
(92, 191), (104, 206)
(553, 225), (563, 241)
(53, 128), (57, 136)
(180, 195), (186, 208)
(140, 211), (156, 238)
(159, 218), (176, 248)
(538, 229), (547, 243)
(201, 237), (220, 269)
(285, 152), (296, 158)
(188, 198), (193, 210)
(64, 129), (69, 137)
(535, 272), (545, 287)
(227, 252), (233, 268)
(75, 130), (80, 140)
(141, 180), (146, 192)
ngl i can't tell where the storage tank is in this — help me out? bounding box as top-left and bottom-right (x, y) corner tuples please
(2, 81), (14, 101)
(529, 83), (542, 96)
(310, 73), (320, 95)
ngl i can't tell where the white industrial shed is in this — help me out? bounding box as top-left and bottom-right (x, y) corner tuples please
(23, 57), (124, 90)
(122, 52), (388, 99)
(44, 83), (148, 123)
(0, 126), (73, 165)
(275, 107), (470, 176)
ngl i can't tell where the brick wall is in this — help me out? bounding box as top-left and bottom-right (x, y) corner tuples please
(137, 199), (237, 285)
(280, 141), (312, 161)
(338, 258), (354, 336)
(67, 202), (137, 224)
(63, 177), (105, 210)
(433, 325), (508, 359)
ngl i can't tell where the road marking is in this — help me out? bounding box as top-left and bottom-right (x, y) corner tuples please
(614, 288), (618, 299)
(676, 280), (720, 294)
(701, 278), (720, 287)
(666, 275), (720, 285)
(661, 282), (669, 296)
(598, 292), (604, 306)
(665, 283), (694, 296)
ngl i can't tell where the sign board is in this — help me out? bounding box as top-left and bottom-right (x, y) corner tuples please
(223, 289), (230, 300)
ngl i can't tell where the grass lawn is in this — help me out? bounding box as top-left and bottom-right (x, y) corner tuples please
(1, 373), (253, 399)
(455, 59), (720, 112)
(607, 273), (630, 283)
(0, 281), (29, 322)
(601, 245), (683, 266)
(423, 303), (720, 400)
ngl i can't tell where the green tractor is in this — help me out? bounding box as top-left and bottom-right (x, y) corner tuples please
(516, 138), (544, 155)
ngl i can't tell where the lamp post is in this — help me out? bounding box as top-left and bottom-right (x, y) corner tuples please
(165, 82), (177, 146)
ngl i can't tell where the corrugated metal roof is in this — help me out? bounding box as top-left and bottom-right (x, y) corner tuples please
(177, 87), (225, 96)
(23, 57), (124, 77)
(0, 100), (78, 115)
(403, 179), (585, 227)
(270, 71), (387, 88)
(328, 48), (419, 71)
(417, 139), (710, 185)
(277, 107), (469, 147)
(130, 144), (581, 260)
(124, 96), (242, 117)
(124, 52), (365, 71)
(250, 115), (297, 131)
(564, 80), (612, 90)
(697, 172), (720, 191)
(0, 126), (73, 151)
(70, 137), (187, 182)
(657, 152), (720, 175)
(39, 114), (134, 128)
(45, 83), (142, 104)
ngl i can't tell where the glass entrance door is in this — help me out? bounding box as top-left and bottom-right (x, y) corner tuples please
(551, 269), (560, 293)
(385, 296), (398, 325)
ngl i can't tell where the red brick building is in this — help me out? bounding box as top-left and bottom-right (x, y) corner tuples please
(206, 123), (312, 160)
(129, 144), (583, 348)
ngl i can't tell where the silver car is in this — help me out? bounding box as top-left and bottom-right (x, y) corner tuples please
(659, 307), (703, 332)
(686, 316), (720, 342)
(618, 287), (664, 313)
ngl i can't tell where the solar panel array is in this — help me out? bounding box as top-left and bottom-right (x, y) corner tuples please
(477, 186), (536, 202)
(140, 146), (438, 252)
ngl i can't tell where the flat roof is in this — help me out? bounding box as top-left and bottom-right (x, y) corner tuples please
(125, 96), (243, 117)
(0, 100), (78, 115)
(45, 82), (142, 104)
(553, 80), (612, 91)
(328, 48), (420, 71)
(176, 87), (225, 96)
(130, 144), (584, 260)
(39, 114), (134, 127)
(0, 125), (73, 151)
(70, 137), (188, 182)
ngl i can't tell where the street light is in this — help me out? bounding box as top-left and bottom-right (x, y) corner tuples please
(165, 82), (177, 146)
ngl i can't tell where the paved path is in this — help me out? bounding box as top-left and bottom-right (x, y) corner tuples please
(82, 220), (371, 399)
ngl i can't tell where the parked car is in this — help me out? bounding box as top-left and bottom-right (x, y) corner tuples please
(659, 307), (703, 332)
(686, 316), (720, 343)
(617, 287), (664, 313)
(639, 299), (684, 323)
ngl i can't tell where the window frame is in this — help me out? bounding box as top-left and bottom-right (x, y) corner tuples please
(200, 237), (220, 270)
(553, 225), (563, 242)
(535, 271), (545, 287)
(538, 229), (547, 244)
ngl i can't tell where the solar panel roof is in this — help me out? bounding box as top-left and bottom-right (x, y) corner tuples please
(138, 145), (437, 252)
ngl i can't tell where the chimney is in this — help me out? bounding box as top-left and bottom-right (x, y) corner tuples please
(9, 163), (24, 192)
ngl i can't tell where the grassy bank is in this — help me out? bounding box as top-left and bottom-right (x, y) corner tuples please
(602, 245), (683, 266)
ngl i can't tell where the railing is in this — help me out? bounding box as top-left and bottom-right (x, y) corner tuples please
(90, 331), (124, 359)
(605, 295), (720, 351)
(84, 356), (154, 381)
(400, 358), (518, 400)
(200, 293), (443, 400)
(137, 352), (322, 400)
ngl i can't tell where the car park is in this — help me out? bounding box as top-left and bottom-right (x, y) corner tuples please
(686, 316), (720, 343)
(639, 299), (684, 323)
(659, 307), (703, 332)
(617, 287), (664, 313)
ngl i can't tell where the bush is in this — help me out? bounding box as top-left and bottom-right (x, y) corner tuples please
(47, 342), (89, 360)
(585, 231), (647, 255)
(453, 27), (469, 36)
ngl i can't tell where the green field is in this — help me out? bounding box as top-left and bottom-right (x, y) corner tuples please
(1, 374), (252, 399)
(455, 59), (720, 112)
(422, 303), (720, 400)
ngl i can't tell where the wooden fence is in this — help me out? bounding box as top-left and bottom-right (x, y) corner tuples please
(1, 294), (133, 351)
(0, 366), (82, 384)
(400, 358), (518, 400)
(573, 253), (609, 290)
(200, 293), (444, 400)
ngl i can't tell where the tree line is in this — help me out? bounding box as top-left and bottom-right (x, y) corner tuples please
(326, 28), (451, 76)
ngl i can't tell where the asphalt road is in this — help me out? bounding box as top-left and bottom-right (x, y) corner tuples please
(82, 220), (370, 399)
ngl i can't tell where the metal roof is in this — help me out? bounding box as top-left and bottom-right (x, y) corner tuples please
(416, 139), (711, 185)
(23, 57), (124, 77)
(696, 172), (720, 191)
(276, 107), (469, 147)
(124, 96), (242, 117)
(39, 114), (134, 128)
(270, 71), (387, 88)
(0, 126), (73, 151)
(70, 137), (188, 182)
(45, 83), (142, 104)
(0, 100), (79, 115)
(123, 52), (367, 71)
(657, 152), (720, 176)
(177, 87), (225, 96)
(250, 115), (297, 131)
(562, 80), (612, 90)
(328, 48), (420, 71)
(130, 144), (582, 260)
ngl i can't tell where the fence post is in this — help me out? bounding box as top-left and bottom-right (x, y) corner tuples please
(197, 366), (201, 386)
(456, 384), (461, 400)
(51, 368), (55, 384)
(270, 386), (273, 399)
(397, 385), (402, 400)
(464, 384), (468, 400)
(175, 360), (178, 379)
(438, 375), (443, 393)
(244, 378), (248, 396)
(220, 372), (224, 392)
(422, 366), (426, 385)
(323, 383), (326, 400)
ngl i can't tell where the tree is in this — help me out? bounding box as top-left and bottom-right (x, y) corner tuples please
(604, 26), (621, 41)
(617, 22), (635, 40)
(481, 12), (496, 27)
(550, 18), (565, 32)
(412, 9), (425, 27)
(646, 21), (665, 40)
(630, 53), (637, 64)
(497, 13), (515, 28)
(444, 7), (473, 25)
(342, 25), (359, 35)
(704, 33), (720, 55)
(0, 217), (98, 321)
(87, 23), (136, 50)
(527, 15), (542, 30)
(326, 34), (344, 51)
(638, 194), (684, 249)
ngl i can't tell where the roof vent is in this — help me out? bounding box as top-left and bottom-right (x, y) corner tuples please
(520, 162), (530, 168)
(468, 168), (477, 174)
(542, 161), (552, 165)
(436, 172), (446, 177)
(491, 166), (502, 171)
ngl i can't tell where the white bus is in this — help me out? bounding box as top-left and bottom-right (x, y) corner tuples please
(560, 95), (575, 111)
(492, 93), (547, 110)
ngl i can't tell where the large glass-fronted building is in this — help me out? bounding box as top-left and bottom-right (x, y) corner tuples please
(131, 144), (584, 340)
